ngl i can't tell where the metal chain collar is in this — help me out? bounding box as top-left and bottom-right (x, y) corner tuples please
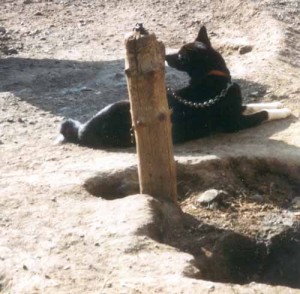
(167, 82), (232, 109)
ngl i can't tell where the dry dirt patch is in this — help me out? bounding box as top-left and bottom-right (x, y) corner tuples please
(1, 0), (300, 293)
(84, 156), (300, 288)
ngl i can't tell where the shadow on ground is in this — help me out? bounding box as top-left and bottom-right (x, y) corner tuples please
(0, 56), (296, 151)
(0, 57), (127, 121)
(0, 56), (284, 118)
(160, 206), (300, 289)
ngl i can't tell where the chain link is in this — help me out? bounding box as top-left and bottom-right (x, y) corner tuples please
(167, 82), (232, 109)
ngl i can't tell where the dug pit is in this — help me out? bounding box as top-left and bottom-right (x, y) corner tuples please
(84, 156), (300, 288)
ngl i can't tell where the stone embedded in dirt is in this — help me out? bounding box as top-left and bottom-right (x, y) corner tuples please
(22, 265), (28, 270)
(249, 194), (265, 203)
(34, 12), (43, 16)
(290, 197), (300, 210)
(0, 27), (6, 35)
(80, 87), (93, 92)
(239, 45), (253, 55)
(209, 201), (219, 209)
(196, 189), (228, 205)
(18, 118), (25, 123)
(3, 47), (18, 55)
(249, 91), (260, 97)
(260, 211), (295, 241)
(30, 29), (41, 36)
(23, 0), (32, 4)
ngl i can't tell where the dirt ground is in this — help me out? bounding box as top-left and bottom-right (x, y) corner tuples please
(0, 0), (300, 293)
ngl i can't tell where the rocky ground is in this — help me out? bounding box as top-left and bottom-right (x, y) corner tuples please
(0, 0), (300, 293)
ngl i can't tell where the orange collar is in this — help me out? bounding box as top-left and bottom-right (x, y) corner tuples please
(207, 70), (229, 78)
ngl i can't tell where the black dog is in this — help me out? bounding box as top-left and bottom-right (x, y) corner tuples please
(59, 26), (290, 148)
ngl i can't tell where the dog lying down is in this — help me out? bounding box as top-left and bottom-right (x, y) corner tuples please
(58, 26), (291, 148)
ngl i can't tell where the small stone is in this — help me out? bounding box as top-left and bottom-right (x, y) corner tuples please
(23, 0), (32, 3)
(249, 91), (259, 98)
(3, 48), (18, 55)
(80, 87), (93, 92)
(239, 45), (253, 55)
(23, 265), (28, 270)
(34, 12), (43, 16)
(197, 189), (228, 205)
(0, 27), (6, 35)
(30, 29), (41, 36)
(18, 118), (25, 123)
(209, 202), (219, 210)
(290, 197), (300, 210)
(249, 194), (265, 203)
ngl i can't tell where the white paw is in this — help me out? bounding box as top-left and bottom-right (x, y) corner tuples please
(267, 108), (292, 121)
(246, 102), (283, 112)
(53, 134), (66, 145)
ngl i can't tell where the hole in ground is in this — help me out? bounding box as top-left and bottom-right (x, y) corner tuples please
(162, 211), (300, 288)
(84, 156), (300, 288)
(177, 157), (300, 240)
(83, 165), (139, 200)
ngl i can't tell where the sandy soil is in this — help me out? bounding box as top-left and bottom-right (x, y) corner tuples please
(0, 0), (300, 293)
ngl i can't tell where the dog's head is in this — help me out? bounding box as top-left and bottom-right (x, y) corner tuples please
(166, 26), (230, 80)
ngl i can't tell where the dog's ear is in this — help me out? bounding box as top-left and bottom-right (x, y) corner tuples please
(195, 26), (211, 47)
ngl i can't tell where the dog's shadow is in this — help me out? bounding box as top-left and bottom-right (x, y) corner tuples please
(0, 56), (280, 117)
(0, 56), (297, 155)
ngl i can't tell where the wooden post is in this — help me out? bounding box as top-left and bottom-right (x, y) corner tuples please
(125, 27), (177, 203)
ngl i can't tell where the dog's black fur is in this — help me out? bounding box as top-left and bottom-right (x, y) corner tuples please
(60, 26), (269, 148)
(60, 101), (133, 148)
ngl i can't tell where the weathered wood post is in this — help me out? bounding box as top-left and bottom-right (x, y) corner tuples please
(125, 24), (177, 203)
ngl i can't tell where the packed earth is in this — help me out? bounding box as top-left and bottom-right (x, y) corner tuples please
(0, 0), (300, 293)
